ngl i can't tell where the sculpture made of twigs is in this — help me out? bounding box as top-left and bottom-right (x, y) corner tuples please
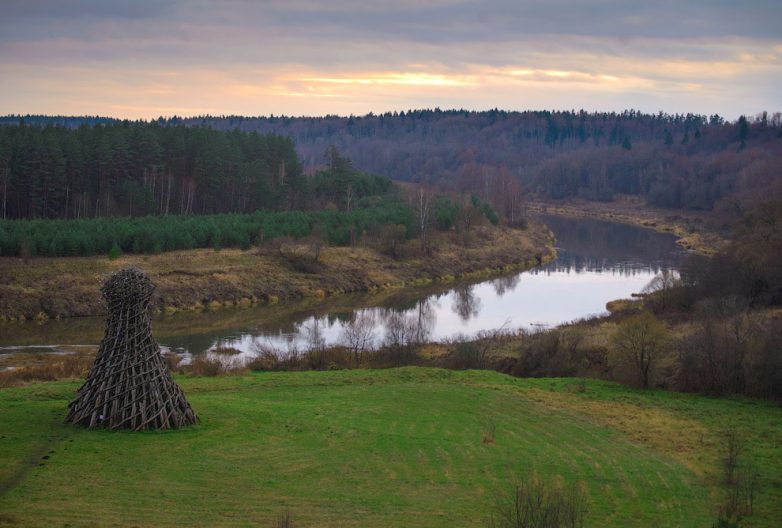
(66, 268), (198, 430)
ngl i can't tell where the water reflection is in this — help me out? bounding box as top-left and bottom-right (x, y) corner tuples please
(492, 275), (520, 296)
(339, 311), (376, 361)
(453, 286), (481, 322)
(412, 299), (437, 343)
(540, 255), (668, 275)
(167, 215), (685, 363)
(1, 214), (686, 364)
(538, 214), (681, 274)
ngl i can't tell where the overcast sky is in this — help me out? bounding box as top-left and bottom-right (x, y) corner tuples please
(1, 0), (780, 119)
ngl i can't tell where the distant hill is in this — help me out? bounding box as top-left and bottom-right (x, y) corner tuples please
(2, 109), (781, 217)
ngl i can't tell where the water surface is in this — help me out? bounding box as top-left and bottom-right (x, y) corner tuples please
(0, 215), (684, 365)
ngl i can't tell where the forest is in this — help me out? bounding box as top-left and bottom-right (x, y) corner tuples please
(1, 111), (780, 258)
(5, 109), (779, 215)
(0, 122), (391, 220)
(0, 118), (502, 257)
(191, 109), (781, 213)
(4, 111), (781, 225)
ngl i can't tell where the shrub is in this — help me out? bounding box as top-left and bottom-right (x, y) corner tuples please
(185, 356), (226, 376)
(511, 327), (587, 378)
(163, 353), (182, 372)
(0, 353), (93, 388)
(609, 312), (668, 389)
(718, 430), (759, 523)
(108, 241), (122, 260)
(489, 474), (587, 528)
(275, 510), (294, 528)
(212, 346), (242, 356)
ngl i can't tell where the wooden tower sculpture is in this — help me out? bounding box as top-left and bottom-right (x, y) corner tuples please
(66, 267), (198, 430)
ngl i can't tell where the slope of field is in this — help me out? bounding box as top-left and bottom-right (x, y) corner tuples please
(2, 369), (779, 527)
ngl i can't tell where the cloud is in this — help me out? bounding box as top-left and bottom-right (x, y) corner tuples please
(0, 1), (780, 118)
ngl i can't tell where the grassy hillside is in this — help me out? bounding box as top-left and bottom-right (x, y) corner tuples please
(1, 368), (779, 527)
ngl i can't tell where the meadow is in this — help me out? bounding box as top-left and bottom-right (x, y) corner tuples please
(1, 368), (780, 527)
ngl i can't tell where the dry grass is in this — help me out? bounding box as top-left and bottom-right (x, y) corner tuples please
(503, 376), (782, 527)
(184, 356), (228, 377)
(0, 224), (552, 321)
(524, 387), (711, 475)
(212, 346), (242, 355)
(0, 353), (94, 388)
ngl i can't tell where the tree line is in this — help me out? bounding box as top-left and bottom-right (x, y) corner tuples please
(6, 110), (779, 219)
(111, 109), (781, 213)
(0, 121), (392, 220)
(0, 185), (502, 258)
(0, 203), (413, 258)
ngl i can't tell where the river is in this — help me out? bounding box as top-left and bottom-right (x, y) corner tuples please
(0, 215), (685, 367)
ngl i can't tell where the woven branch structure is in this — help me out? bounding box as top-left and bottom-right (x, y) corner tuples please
(66, 267), (198, 431)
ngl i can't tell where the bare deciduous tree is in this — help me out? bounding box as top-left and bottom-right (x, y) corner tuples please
(309, 223), (327, 262)
(275, 510), (294, 528)
(611, 312), (668, 389)
(642, 269), (681, 313)
(303, 319), (326, 368)
(489, 474), (587, 528)
(412, 299), (436, 344)
(380, 309), (420, 366)
(410, 186), (433, 252)
(383, 310), (415, 349)
(340, 311), (376, 365)
(455, 201), (484, 245)
(719, 430), (759, 522)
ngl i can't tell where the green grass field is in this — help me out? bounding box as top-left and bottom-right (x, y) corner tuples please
(1, 368), (780, 527)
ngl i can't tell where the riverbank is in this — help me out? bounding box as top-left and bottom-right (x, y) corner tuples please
(0, 222), (554, 322)
(526, 196), (727, 255)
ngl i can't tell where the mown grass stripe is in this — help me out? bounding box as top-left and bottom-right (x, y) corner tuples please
(2, 369), (770, 527)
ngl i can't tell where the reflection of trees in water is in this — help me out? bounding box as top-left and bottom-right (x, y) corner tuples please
(539, 214), (684, 272)
(252, 332), (301, 362)
(535, 253), (675, 276)
(302, 319), (325, 351)
(413, 299), (436, 342)
(378, 298), (437, 347)
(173, 216), (685, 358)
(453, 285), (482, 322)
(339, 311), (375, 363)
(302, 318), (329, 368)
(492, 274), (520, 296)
(381, 309), (414, 348)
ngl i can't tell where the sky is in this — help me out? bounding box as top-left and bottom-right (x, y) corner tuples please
(0, 0), (780, 119)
